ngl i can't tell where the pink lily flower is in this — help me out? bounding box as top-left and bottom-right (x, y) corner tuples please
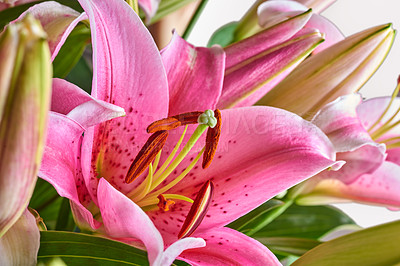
(293, 92), (400, 209)
(38, 0), (341, 264)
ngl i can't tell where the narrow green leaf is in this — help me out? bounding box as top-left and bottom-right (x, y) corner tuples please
(256, 237), (321, 257)
(207, 22), (239, 47)
(253, 204), (355, 239)
(227, 199), (285, 235)
(293, 220), (400, 266)
(53, 23), (91, 78)
(38, 231), (149, 265)
(55, 198), (75, 231)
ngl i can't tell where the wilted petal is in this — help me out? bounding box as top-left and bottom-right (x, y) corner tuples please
(179, 227), (281, 266)
(97, 178), (205, 266)
(297, 161), (400, 208)
(148, 107), (341, 236)
(52, 78), (125, 128)
(0, 209), (39, 266)
(0, 16), (51, 236)
(257, 23), (395, 117)
(161, 32), (225, 115)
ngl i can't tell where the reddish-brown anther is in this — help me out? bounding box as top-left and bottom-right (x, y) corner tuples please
(125, 130), (168, 183)
(147, 117), (181, 133)
(172, 111), (203, 126)
(202, 109), (221, 169)
(146, 111), (203, 133)
(178, 180), (214, 239)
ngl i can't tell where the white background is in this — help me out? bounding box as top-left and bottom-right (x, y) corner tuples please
(187, 0), (400, 227)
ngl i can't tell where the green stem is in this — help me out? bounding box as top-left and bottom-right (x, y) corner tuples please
(182, 0), (209, 40)
(247, 199), (293, 237)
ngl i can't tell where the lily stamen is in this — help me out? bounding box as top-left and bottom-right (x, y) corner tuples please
(178, 180), (214, 239)
(125, 130), (168, 183)
(125, 110), (221, 218)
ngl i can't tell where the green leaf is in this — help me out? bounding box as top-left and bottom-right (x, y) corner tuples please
(292, 220), (400, 266)
(207, 22), (239, 47)
(227, 199), (285, 235)
(53, 23), (91, 78)
(38, 231), (149, 265)
(0, 0), (83, 31)
(256, 237), (321, 257)
(253, 204), (356, 239)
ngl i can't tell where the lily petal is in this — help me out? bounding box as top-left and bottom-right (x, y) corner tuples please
(38, 113), (101, 230)
(0, 209), (39, 266)
(16, 1), (87, 60)
(161, 32), (225, 116)
(52, 78), (125, 128)
(148, 107), (341, 236)
(357, 96), (400, 165)
(97, 178), (205, 266)
(179, 227), (281, 266)
(311, 94), (385, 183)
(297, 161), (400, 208)
(77, 0), (169, 196)
(257, 23), (395, 117)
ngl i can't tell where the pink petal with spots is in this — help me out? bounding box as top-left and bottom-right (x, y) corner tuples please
(161, 32), (225, 116)
(147, 106), (340, 237)
(77, 0), (169, 195)
(38, 113), (100, 230)
(52, 78), (125, 128)
(297, 161), (400, 209)
(225, 9), (312, 70)
(15, 1), (86, 60)
(312, 94), (386, 183)
(97, 178), (205, 266)
(219, 27), (323, 108)
(179, 227), (281, 266)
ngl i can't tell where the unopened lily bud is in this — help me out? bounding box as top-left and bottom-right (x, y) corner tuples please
(0, 14), (52, 237)
(256, 23), (395, 118)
